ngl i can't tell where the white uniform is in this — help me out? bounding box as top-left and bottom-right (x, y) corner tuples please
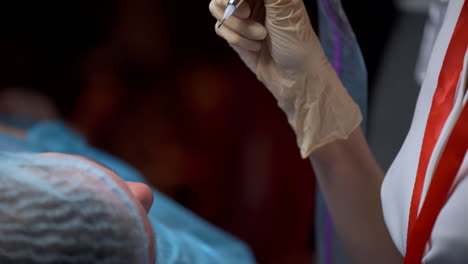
(381, 1), (468, 263)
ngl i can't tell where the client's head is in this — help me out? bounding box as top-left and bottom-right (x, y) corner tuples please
(0, 153), (155, 264)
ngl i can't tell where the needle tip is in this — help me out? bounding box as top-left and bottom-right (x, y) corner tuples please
(218, 19), (226, 28)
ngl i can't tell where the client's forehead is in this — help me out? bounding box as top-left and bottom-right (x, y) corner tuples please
(0, 153), (134, 220)
(22, 155), (112, 184)
(0, 153), (126, 200)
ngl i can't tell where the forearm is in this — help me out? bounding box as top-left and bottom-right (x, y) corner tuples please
(310, 128), (402, 264)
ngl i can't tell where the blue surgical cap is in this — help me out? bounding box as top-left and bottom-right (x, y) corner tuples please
(0, 152), (150, 264)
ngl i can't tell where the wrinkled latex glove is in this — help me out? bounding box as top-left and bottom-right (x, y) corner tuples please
(209, 0), (362, 158)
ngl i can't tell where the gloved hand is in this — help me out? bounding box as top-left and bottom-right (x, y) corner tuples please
(209, 0), (362, 158)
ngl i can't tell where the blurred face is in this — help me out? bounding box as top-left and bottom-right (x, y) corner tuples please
(39, 153), (156, 264)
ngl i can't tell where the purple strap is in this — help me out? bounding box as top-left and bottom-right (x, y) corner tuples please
(319, 0), (343, 263)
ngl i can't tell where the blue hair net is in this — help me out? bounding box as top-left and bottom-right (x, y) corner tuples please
(0, 152), (150, 264)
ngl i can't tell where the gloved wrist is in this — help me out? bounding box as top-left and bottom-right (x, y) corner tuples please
(258, 58), (363, 158)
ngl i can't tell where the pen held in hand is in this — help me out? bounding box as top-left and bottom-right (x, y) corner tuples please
(218, 0), (245, 28)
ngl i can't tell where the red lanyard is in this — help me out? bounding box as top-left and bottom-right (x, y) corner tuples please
(405, 2), (468, 263)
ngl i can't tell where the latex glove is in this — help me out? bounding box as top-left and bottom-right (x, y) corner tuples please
(209, 0), (362, 158)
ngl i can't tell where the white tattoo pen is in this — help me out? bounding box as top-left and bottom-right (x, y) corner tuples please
(218, 0), (245, 28)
